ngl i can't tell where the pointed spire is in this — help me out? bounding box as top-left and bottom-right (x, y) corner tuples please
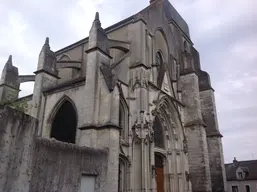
(87, 11), (110, 56)
(95, 12), (99, 21)
(6, 55), (13, 66)
(39, 37), (51, 55)
(1, 55), (19, 86)
(2, 55), (14, 73)
(42, 37), (50, 49)
(45, 37), (49, 45)
(36, 37), (57, 74)
(91, 12), (101, 30)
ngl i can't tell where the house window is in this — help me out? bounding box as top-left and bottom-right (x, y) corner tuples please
(232, 186), (238, 192)
(245, 185), (250, 192)
(238, 172), (243, 179)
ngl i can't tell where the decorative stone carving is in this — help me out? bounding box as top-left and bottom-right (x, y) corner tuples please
(130, 70), (149, 92)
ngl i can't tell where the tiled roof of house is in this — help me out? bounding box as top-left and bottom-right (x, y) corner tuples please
(225, 159), (257, 181)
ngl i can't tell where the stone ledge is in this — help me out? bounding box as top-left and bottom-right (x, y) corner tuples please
(207, 132), (223, 138)
(79, 123), (122, 131)
(36, 137), (108, 154)
(184, 119), (206, 128)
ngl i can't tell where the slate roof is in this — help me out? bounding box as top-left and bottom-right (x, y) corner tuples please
(225, 160), (257, 181)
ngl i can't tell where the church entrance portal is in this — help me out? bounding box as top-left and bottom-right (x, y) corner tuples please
(50, 100), (77, 143)
(155, 154), (164, 192)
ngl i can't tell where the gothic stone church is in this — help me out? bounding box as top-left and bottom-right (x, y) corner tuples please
(0, 0), (227, 192)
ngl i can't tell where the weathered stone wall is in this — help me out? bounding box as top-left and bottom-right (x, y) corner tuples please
(30, 137), (108, 192)
(180, 73), (212, 192)
(200, 89), (227, 192)
(0, 105), (38, 192)
(0, 105), (109, 192)
(199, 90), (220, 135)
(207, 137), (227, 192)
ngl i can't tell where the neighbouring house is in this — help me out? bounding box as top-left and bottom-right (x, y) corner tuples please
(225, 158), (257, 192)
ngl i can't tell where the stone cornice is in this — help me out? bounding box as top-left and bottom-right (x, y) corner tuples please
(184, 119), (206, 128)
(79, 123), (122, 131)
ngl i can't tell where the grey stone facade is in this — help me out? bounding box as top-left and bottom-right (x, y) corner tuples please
(0, 0), (227, 192)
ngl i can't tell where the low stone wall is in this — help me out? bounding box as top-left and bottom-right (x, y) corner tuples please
(0, 104), (109, 192)
(0, 105), (38, 192)
(29, 137), (108, 192)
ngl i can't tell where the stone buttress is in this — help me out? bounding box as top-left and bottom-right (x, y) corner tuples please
(199, 69), (227, 192)
(31, 38), (59, 134)
(180, 46), (212, 192)
(78, 12), (120, 192)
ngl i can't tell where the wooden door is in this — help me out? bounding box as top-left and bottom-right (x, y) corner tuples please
(156, 167), (164, 192)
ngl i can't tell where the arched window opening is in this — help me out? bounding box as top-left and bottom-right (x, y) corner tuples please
(156, 51), (163, 66)
(156, 52), (165, 88)
(50, 100), (77, 143)
(119, 101), (126, 140)
(153, 116), (165, 149)
(155, 153), (164, 192)
(118, 158), (127, 192)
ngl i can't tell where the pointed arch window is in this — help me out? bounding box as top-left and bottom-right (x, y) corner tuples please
(156, 51), (163, 66)
(50, 100), (77, 144)
(153, 116), (165, 149)
(156, 52), (165, 88)
(119, 99), (128, 141)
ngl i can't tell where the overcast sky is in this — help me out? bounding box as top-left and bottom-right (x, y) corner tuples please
(0, 0), (256, 163)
